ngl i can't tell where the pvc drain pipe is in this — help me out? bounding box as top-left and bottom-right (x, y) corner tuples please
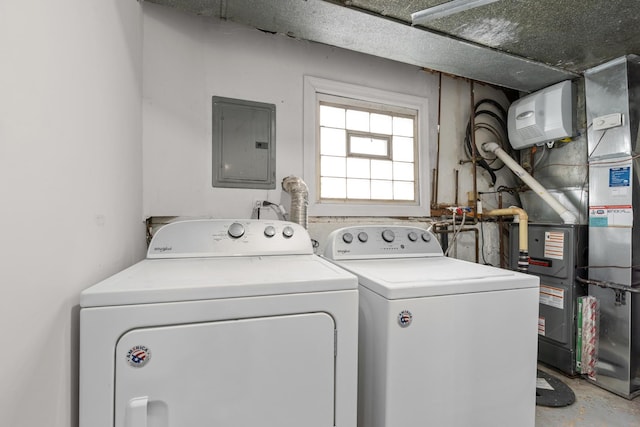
(482, 142), (578, 224)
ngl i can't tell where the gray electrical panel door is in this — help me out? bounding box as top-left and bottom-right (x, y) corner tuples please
(212, 96), (276, 189)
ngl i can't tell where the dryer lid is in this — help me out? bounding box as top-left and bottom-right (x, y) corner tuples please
(333, 256), (538, 299)
(81, 255), (357, 307)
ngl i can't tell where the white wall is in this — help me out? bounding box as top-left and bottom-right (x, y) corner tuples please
(142, 3), (439, 218)
(141, 4), (514, 264)
(0, 1), (144, 426)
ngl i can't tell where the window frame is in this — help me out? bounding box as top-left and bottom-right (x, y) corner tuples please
(303, 76), (431, 217)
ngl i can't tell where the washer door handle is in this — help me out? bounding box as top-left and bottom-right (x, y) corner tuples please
(126, 396), (148, 427)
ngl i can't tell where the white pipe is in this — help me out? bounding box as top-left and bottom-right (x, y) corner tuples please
(482, 142), (578, 224)
(483, 207), (529, 273)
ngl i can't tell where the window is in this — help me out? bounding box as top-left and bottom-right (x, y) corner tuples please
(304, 76), (430, 216)
(318, 97), (417, 202)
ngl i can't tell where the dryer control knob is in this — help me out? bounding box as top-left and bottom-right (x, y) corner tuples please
(408, 232), (418, 242)
(264, 225), (276, 238)
(228, 222), (245, 238)
(282, 226), (294, 238)
(422, 232), (432, 242)
(342, 233), (354, 244)
(358, 232), (368, 243)
(382, 229), (395, 243)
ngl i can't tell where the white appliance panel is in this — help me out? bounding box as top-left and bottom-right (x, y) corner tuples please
(115, 313), (335, 427)
(80, 220), (359, 427)
(359, 286), (539, 427)
(81, 255), (355, 307)
(323, 225), (539, 427)
(338, 257), (537, 299)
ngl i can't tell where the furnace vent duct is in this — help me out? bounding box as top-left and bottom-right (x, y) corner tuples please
(282, 176), (309, 229)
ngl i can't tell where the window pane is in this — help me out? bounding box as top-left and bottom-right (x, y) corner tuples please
(370, 113), (392, 135)
(320, 156), (346, 177)
(320, 127), (346, 156)
(347, 178), (370, 199)
(393, 181), (415, 200)
(393, 136), (414, 162)
(371, 159), (392, 180)
(393, 116), (414, 137)
(371, 180), (393, 200)
(350, 136), (388, 157)
(346, 109), (369, 132)
(320, 105), (345, 128)
(321, 177), (346, 198)
(393, 161), (414, 181)
(346, 157), (370, 179)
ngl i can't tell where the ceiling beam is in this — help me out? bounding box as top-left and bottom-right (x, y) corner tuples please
(146, 0), (578, 92)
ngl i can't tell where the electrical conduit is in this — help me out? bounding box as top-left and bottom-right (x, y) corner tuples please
(482, 142), (578, 224)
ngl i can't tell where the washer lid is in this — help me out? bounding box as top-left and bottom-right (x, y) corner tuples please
(81, 255), (357, 308)
(333, 257), (538, 299)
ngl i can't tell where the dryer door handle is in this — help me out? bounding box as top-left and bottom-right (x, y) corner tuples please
(126, 396), (148, 427)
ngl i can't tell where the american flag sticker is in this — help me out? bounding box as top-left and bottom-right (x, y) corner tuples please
(398, 310), (413, 328)
(126, 345), (152, 368)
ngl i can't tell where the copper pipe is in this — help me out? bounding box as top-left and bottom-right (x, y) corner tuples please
(454, 169), (459, 206)
(432, 72), (443, 209)
(470, 81), (478, 216)
(498, 191), (504, 268)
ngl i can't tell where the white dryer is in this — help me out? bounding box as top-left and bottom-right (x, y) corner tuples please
(79, 219), (358, 427)
(323, 225), (539, 427)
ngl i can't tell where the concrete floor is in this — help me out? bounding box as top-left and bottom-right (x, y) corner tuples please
(535, 365), (640, 426)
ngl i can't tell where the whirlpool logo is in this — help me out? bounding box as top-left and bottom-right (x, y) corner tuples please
(153, 246), (172, 252)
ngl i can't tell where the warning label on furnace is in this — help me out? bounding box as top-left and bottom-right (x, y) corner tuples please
(544, 232), (565, 260)
(540, 284), (565, 309)
(589, 205), (633, 227)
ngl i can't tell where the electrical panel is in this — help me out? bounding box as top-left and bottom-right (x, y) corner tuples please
(212, 96), (276, 189)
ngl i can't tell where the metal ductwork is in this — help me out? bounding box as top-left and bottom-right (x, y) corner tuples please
(583, 55), (640, 399)
(144, 0), (576, 92)
(282, 176), (309, 229)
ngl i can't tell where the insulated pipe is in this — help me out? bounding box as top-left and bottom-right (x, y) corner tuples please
(482, 142), (578, 224)
(282, 176), (309, 229)
(484, 207), (529, 273)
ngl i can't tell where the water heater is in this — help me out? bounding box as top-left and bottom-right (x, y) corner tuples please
(507, 80), (574, 149)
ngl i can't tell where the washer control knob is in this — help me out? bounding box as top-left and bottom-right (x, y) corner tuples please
(282, 226), (294, 238)
(228, 222), (245, 238)
(264, 226), (276, 238)
(358, 232), (368, 243)
(408, 232), (418, 242)
(342, 233), (354, 244)
(382, 229), (395, 243)
(422, 232), (432, 242)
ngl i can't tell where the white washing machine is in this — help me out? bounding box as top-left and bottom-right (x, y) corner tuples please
(79, 219), (358, 427)
(323, 225), (539, 427)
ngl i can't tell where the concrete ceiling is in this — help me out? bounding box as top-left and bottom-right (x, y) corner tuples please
(145, 0), (640, 92)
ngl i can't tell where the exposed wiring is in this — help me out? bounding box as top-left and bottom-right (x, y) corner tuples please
(252, 200), (288, 221)
(587, 128), (608, 158)
(532, 144), (549, 170)
(579, 264), (640, 270)
(589, 154), (640, 165)
(444, 211), (466, 257)
(463, 99), (510, 186)
(577, 276), (640, 294)
(479, 219), (490, 265)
